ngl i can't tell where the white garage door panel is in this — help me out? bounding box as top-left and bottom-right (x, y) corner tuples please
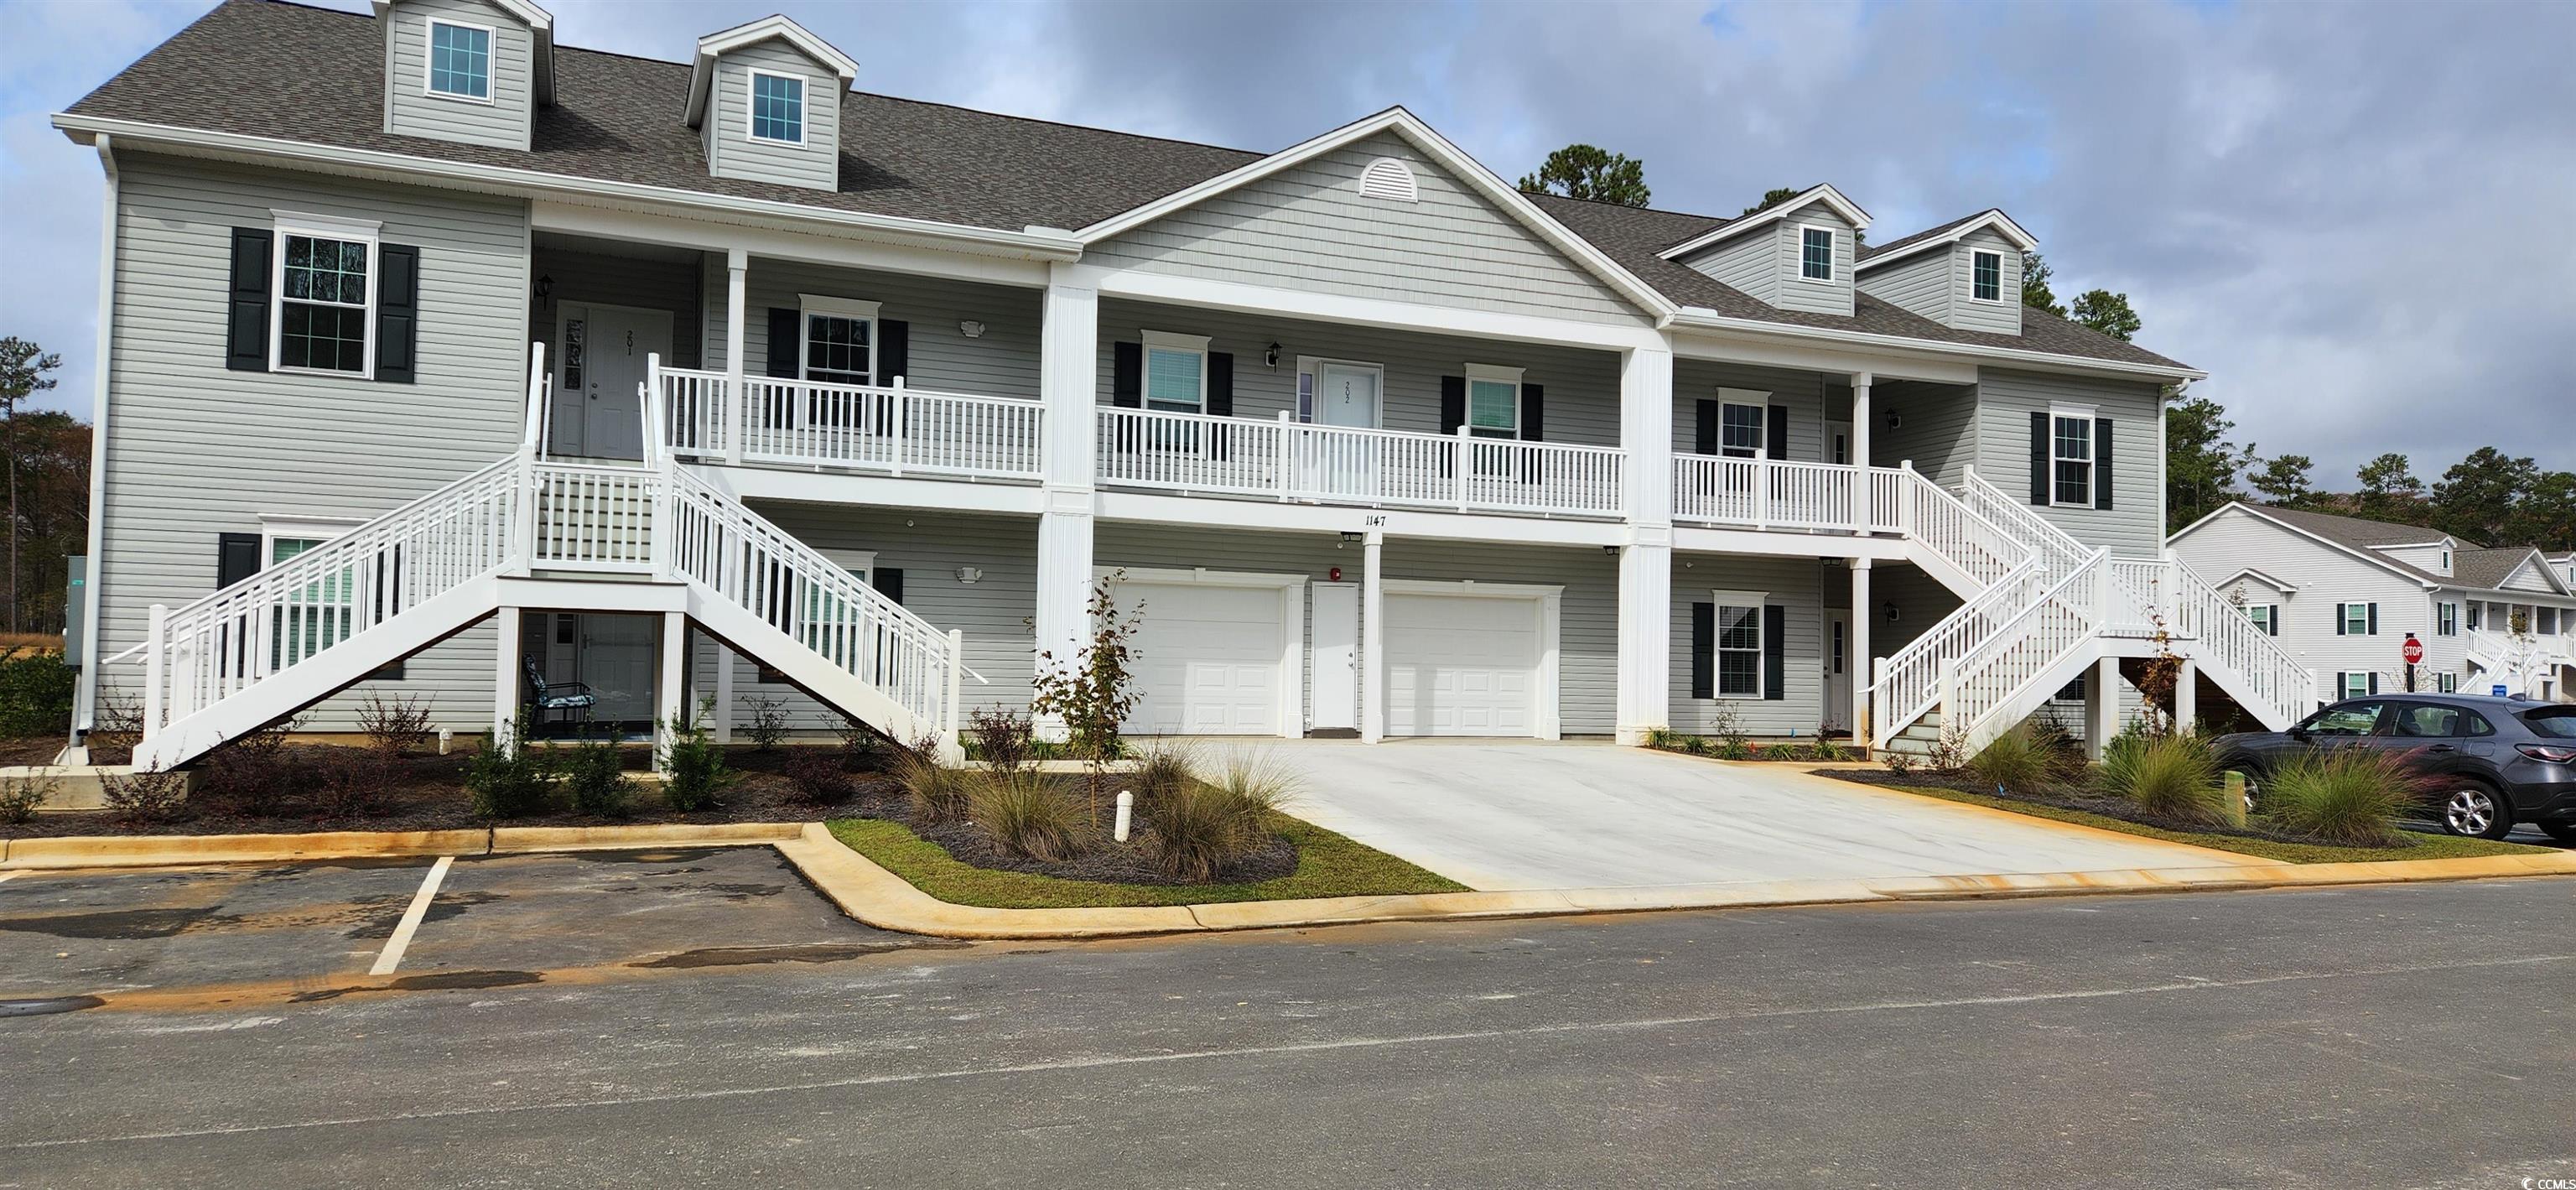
(1123, 582), (1285, 735)
(1384, 594), (1541, 737)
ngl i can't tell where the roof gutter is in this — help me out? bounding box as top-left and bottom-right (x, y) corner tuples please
(50, 114), (1087, 262)
(1660, 304), (2207, 384)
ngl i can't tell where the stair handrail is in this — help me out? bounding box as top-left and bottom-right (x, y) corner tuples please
(1888, 465), (2032, 588)
(520, 341), (548, 456)
(1935, 548), (2111, 753)
(1959, 466), (2090, 581)
(1869, 553), (2046, 748)
(2158, 555), (2317, 726)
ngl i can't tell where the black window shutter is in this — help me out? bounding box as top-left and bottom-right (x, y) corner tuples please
(2335, 605), (2347, 636)
(1695, 399), (1719, 455)
(374, 244), (418, 383)
(1439, 376), (1466, 434)
(1767, 404), (1789, 460)
(1111, 341), (1142, 408)
(2367, 603), (2378, 635)
(874, 568), (902, 604)
(2029, 410), (2049, 504)
(878, 319), (908, 384)
(1762, 605), (1785, 700)
(216, 533), (262, 589)
(225, 228), (272, 372)
(765, 308), (800, 378)
(2368, 672), (2379, 695)
(2093, 417), (2114, 510)
(1519, 383), (1544, 441)
(2266, 610), (2278, 637)
(1207, 352), (1233, 418)
(1689, 603), (1713, 699)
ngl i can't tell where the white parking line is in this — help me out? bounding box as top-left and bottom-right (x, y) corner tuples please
(369, 856), (454, 976)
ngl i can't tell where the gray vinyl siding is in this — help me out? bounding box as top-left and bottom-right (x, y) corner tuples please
(93, 153), (531, 732)
(1868, 381), (1979, 485)
(2496, 559), (2558, 595)
(705, 40), (839, 192)
(703, 258), (1042, 398)
(1947, 231), (2023, 335)
(2377, 543), (2453, 577)
(382, 0), (533, 151)
(1974, 369), (2164, 559)
(1670, 360), (1832, 461)
(1773, 210), (1856, 316)
(2169, 507), (2449, 704)
(1857, 247), (1950, 325)
(1087, 133), (1648, 328)
(1686, 233), (1779, 306)
(1668, 553), (1831, 735)
(1096, 299), (1623, 447)
(528, 247), (701, 370)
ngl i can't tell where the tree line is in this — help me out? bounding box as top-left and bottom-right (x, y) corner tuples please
(1, 339), (89, 638)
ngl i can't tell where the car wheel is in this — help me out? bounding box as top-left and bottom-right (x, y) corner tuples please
(2438, 780), (2514, 840)
(2540, 820), (2576, 845)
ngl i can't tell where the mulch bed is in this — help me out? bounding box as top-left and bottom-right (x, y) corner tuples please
(829, 773), (1297, 887)
(1820, 766), (2425, 851)
(0, 737), (63, 766)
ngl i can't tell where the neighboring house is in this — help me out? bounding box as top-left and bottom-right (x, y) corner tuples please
(55, 0), (2298, 770)
(2169, 503), (2576, 705)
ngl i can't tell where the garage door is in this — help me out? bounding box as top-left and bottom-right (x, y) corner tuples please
(1122, 582), (1288, 735)
(1384, 593), (1541, 736)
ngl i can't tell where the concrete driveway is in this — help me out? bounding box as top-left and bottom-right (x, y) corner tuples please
(1270, 741), (2267, 891)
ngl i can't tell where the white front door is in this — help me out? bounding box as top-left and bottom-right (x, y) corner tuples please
(556, 304), (673, 460)
(1316, 363), (1380, 428)
(1121, 581), (1293, 735)
(1826, 420), (1852, 466)
(1825, 611), (1851, 735)
(1309, 363), (1383, 498)
(1384, 593), (1542, 737)
(1310, 583), (1359, 733)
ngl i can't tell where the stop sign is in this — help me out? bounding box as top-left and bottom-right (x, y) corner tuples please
(2402, 637), (2424, 665)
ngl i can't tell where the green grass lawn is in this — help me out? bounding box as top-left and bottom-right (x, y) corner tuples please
(825, 813), (1467, 909)
(1872, 780), (2556, 865)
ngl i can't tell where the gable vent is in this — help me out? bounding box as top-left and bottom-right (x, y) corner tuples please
(1358, 157), (1419, 203)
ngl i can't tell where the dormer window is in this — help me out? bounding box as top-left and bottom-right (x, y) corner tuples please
(2439, 548), (2452, 571)
(1971, 250), (2002, 302)
(749, 70), (806, 144)
(426, 18), (492, 101)
(1800, 226), (1835, 281)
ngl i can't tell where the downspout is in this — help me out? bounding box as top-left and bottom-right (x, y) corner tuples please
(2159, 377), (2189, 563)
(68, 133), (118, 748)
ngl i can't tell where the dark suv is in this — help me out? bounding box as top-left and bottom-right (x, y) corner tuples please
(2210, 694), (2576, 842)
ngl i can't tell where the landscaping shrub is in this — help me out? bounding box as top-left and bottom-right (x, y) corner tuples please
(195, 720), (304, 816)
(1148, 751), (1295, 881)
(356, 692), (435, 759)
(2262, 748), (2417, 846)
(561, 732), (636, 818)
(740, 694), (791, 751)
(891, 735), (973, 824)
(659, 709), (735, 811)
(307, 749), (396, 820)
(465, 725), (555, 818)
(834, 714), (884, 773)
(0, 772), (55, 823)
(1967, 724), (2059, 794)
(102, 766), (190, 826)
(2097, 728), (2228, 826)
(1706, 704), (1753, 759)
(966, 706), (1038, 774)
(782, 748), (856, 806)
(0, 645), (75, 738)
(86, 690), (143, 763)
(969, 769), (1089, 862)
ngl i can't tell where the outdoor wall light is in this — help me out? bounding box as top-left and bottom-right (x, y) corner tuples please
(1885, 410), (1903, 429)
(955, 566), (984, 585)
(1265, 342), (1283, 368)
(1884, 601), (1901, 622)
(1339, 531), (1365, 543)
(958, 320), (986, 339)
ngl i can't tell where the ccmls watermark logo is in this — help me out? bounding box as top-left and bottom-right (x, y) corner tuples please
(2525, 1178), (2576, 1189)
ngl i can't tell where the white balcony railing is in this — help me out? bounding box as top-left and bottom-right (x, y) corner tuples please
(1095, 408), (1628, 518)
(657, 364), (1044, 481)
(1670, 456), (1888, 533)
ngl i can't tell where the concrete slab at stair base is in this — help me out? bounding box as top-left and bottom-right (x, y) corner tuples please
(2, 765), (200, 813)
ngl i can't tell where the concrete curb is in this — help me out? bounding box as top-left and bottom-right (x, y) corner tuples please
(0, 822), (807, 870)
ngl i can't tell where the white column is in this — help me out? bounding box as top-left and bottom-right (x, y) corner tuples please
(2085, 655), (2120, 761)
(492, 605), (522, 749)
(1033, 271), (1100, 741)
(1362, 531), (1385, 744)
(1615, 343), (1674, 745)
(1850, 559), (1872, 746)
(2174, 657), (2198, 734)
(712, 642), (735, 745)
(723, 247), (748, 465)
(1849, 372), (1873, 534)
(655, 611), (687, 771)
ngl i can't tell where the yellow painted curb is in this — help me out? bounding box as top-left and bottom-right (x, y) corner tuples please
(1, 829), (491, 870)
(776, 824), (1203, 939)
(490, 823), (804, 853)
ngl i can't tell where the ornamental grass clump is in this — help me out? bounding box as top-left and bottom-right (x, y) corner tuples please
(892, 735), (974, 824)
(969, 769), (1089, 863)
(2261, 748), (2417, 846)
(2097, 727), (2228, 826)
(1148, 750), (1296, 881)
(1126, 741), (1199, 821)
(1966, 724), (2059, 794)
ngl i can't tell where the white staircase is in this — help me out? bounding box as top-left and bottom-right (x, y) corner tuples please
(125, 349), (967, 772)
(1869, 470), (2317, 756)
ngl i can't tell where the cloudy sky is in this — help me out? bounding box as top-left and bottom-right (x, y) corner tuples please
(3, 0), (2569, 483)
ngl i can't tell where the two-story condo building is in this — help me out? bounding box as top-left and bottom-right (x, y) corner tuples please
(57, 0), (2313, 771)
(2170, 503), (2576, 705)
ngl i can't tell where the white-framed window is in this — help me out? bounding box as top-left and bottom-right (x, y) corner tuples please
(2049, 407), (2094, 507)
(1719, 402), (1767, 459)
(747, 68), (807, 144)
(2340, 602), (2375, 636)
(2438, 672), (2458, 694)
(1711, 593), (1765, 699)
(424, 18), (493, 101)
(1464, 363), (1523, 439)
(1799, 226), (1836, 281)
(2246, 603), (2278, 636)
(2438, 601), (2459, 636)
(1140, 330), (1210, 413)
(257, 515), (365, 669)
(1971, 250), (2002, 302)
(2336, 672), (2376, 700)
(798, 294), (880, 386)
(2438, 548), (2452, 572)
(271, 211), (380, 377)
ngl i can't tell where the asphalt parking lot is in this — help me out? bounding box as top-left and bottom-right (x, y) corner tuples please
(0, 846), (952, 1012)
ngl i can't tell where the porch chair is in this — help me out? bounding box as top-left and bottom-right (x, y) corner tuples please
(522, 656), (597, 733)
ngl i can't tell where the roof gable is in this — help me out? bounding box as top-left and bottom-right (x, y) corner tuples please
(2171, 501), (2444, 589)
(684, 15), (856, 129)
(1854, 209), (2037, 273)
(1656, 184), (1872, 262)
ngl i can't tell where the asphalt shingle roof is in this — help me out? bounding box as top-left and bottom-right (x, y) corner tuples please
(65, 0), (2188, 373)
(1853, 211), (1986, 262)
(2241, 504), (2567, 594)
(2453, 548), (2542, 591)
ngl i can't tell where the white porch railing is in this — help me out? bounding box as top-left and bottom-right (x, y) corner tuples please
(1872, 557), (2044, 746)
(1670, 457), (1884, 533)
(657, 362), (1044, 481)
(1095, 408), (1628, 518)
(1939, 549), (2112, 754)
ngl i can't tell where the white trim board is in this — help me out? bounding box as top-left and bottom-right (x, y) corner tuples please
(1852, 209), (2038, 273)
(420, 15), (498, 106)
(741, 67), (813, 147)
